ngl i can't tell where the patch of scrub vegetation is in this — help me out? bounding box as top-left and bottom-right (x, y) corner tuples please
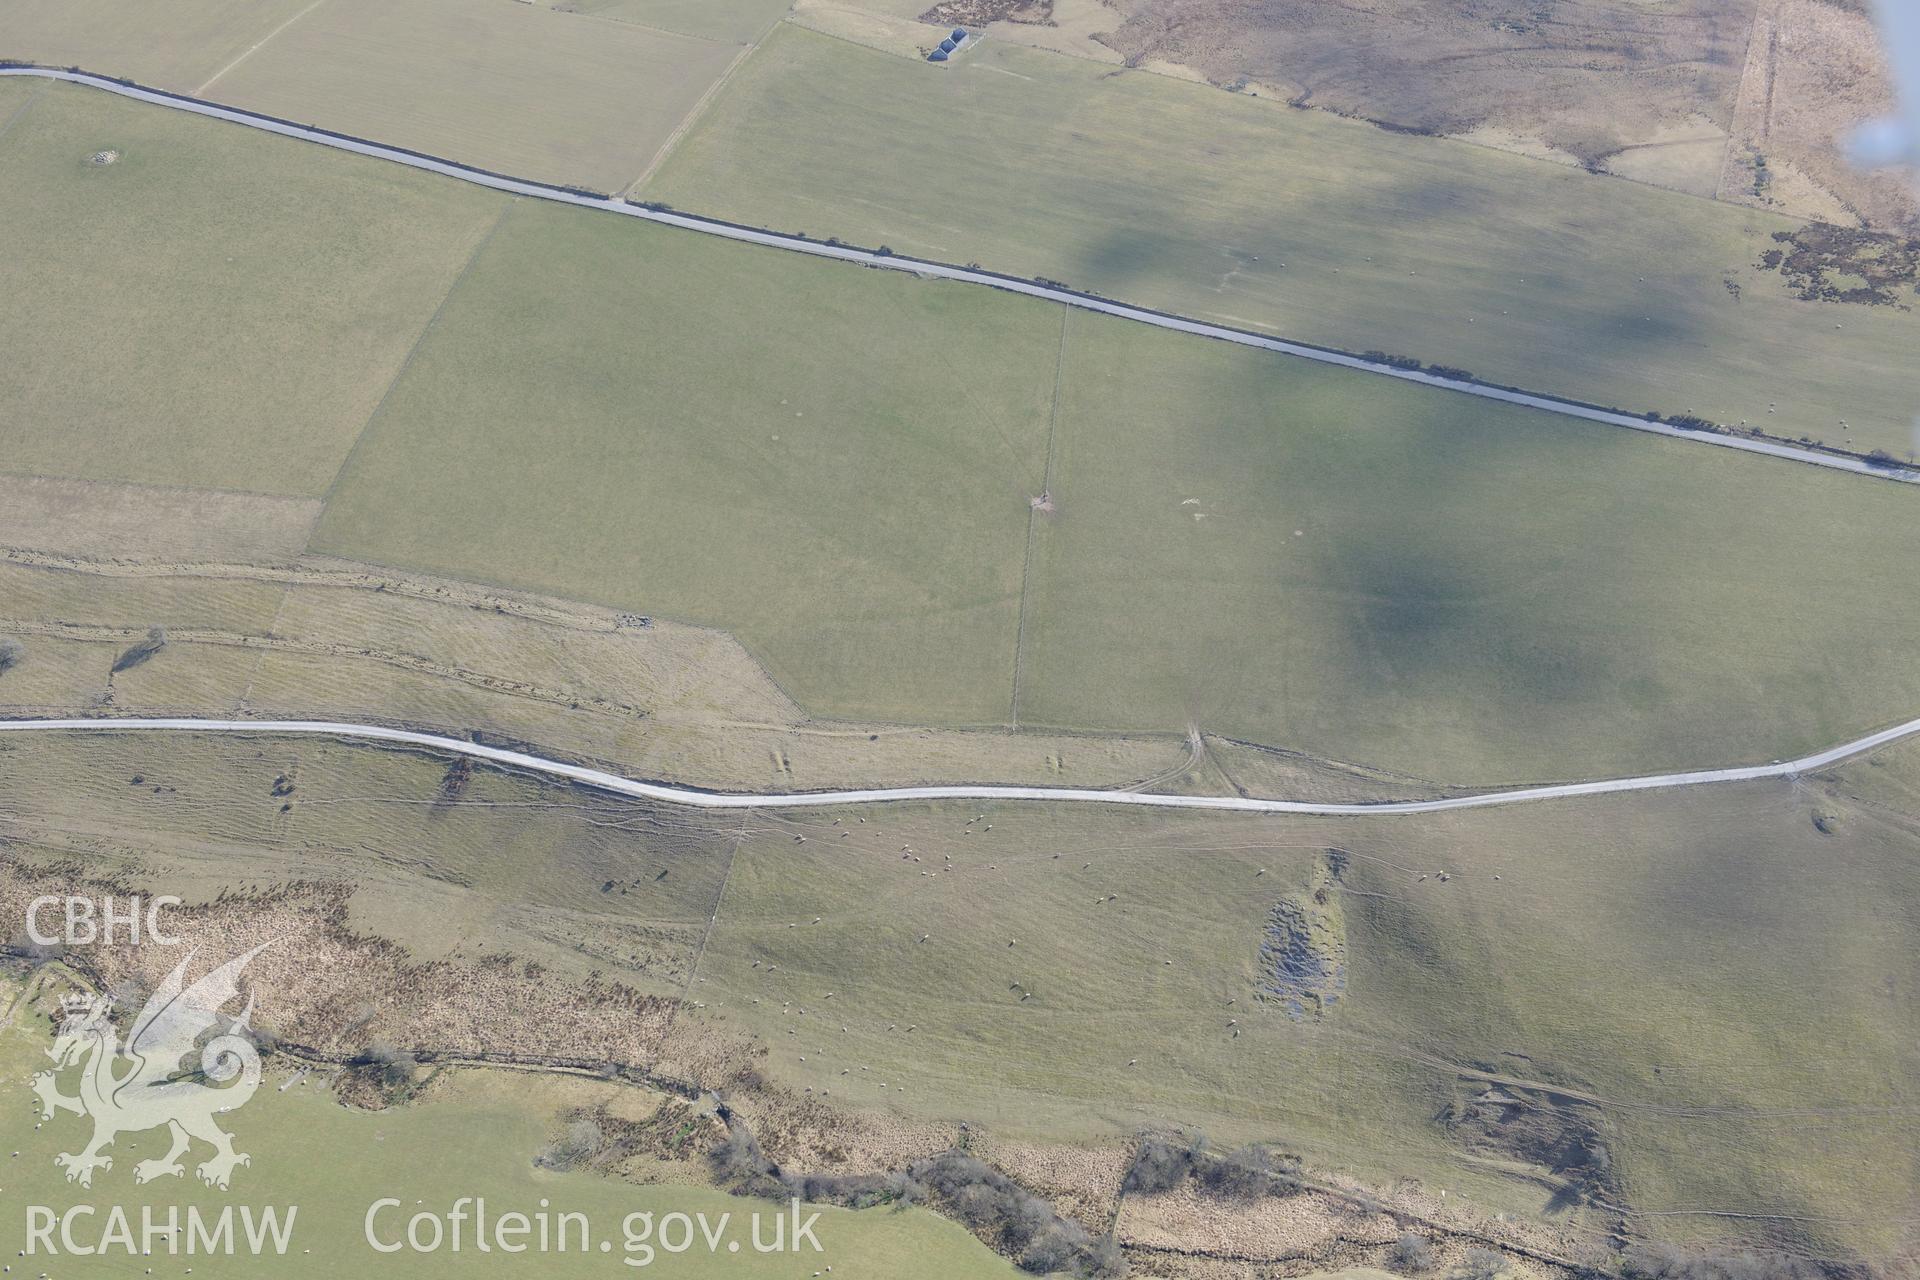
(8, 736), (1919, 1263)
(1758, 223), (1920, 307)
(1257, 851), (1349, 1017)
(713, 1121), (1124, 1279)
(0, 970), (1019, 1279)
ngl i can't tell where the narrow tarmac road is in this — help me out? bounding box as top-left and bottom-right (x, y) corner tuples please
(3, 66), (1914, 485)
(2, 715), (1914, 814)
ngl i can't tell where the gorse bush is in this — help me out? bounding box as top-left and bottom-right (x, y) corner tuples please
(1124, 1134), (1301, 1199)
(1123, 1134), (1204, 1193)
(1395, 1232), (1437, 1271)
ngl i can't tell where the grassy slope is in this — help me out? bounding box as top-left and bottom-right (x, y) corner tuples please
(643, 24), (1920, 458)
(4, 732), (1911, 1262)
(0, 1002), (1017, 1278)
(1019, 310), (1920, 782)
(0, 558), (1191, 796)
(10, 83), (1920, 779)
(566, 0), (791, 44)
(0, 75), (38, 120)
(696, 776), (1919, 1262)
(0, 0), (318, 89)
(312, 198), (1058, 728)
(208, 0), (741, 192)
(0, 732), (739, 991)
(0, 82), (505, 496)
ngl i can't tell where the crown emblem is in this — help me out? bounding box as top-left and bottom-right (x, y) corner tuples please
(58, 992), (104, 1016)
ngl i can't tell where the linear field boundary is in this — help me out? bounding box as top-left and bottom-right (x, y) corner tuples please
(2, 65), (1914, 485)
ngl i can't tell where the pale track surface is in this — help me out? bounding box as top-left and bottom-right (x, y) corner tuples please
(2, 715), (1915, 813)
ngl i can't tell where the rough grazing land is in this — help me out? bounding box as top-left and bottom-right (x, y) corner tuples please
(0, 0), (318, 90)
(645, 24), (1920, 458)
(1095, 0), (1759, 170)
(310, 200), (1058, 730)
(0, 82), (505, 496)
(690, 770), (1920, 1265)
(203, 0), (742, 192)
(0, 549), (1188, 794)
(557, 0), (792, 44)
(4, 730), (1912, 1264)
(1016, 310), (1920, 783)
(12, 83), (1920, 783)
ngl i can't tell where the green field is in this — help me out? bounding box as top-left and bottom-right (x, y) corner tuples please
(0, 730), (739, 991)
(2, 729), (1914, 1265)
(0, 0), (318, 89)
(643, 23), (1920, 458)
(309, 197), (1059, 729)
(312, 198), (1920, 781)
(205, 0), (743, 192)
(694, 769), (1920, 1262)
(0, 74), (39, 120)
(12, 82), (1920, 783)
(0, 991), (1017, 1278)
(0, 0), (748, 193)
(1015, 309), (1920, 781)
(0, 81), (505, 496)
(562, 0), (791, 44)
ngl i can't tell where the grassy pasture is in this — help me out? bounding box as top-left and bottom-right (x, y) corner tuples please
(1016, 310), (1920, 783)
(643, 24), (1920, 457)
(0, 554), (1190, 794)
(4, 730), (1912, 1263)
(0, 75), (39, 122)
(311, 199), (1060, 729)
(10, 84), (1920, 782)
(0, 731), (741, 989)
(560, 0), (791, 44)
(0, 82), (505, 496)
(300, 164), (1920, 782)
(0, 994), (1016, 1278)
(0, 473), (321, 562)
(204, 0), (742, 192)
(695, 770), (1920, 1262)
(0, 0), (318, 91)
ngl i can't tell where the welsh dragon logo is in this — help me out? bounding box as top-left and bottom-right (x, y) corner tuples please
(32, 941), (274, 1190)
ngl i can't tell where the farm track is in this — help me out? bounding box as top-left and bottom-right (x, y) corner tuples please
(3, 714), (1918, 814)
(3, 65), (1916, 486)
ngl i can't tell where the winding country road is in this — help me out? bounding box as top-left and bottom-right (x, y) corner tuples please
(2, 65), (1915, 486)
(2, 715), (1917, 814)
